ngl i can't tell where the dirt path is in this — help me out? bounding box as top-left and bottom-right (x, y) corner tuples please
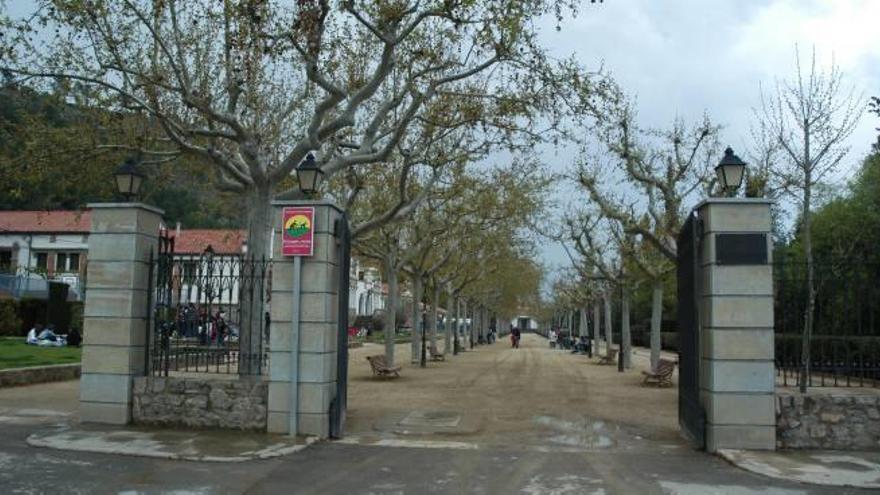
(346, 333), (682, 452)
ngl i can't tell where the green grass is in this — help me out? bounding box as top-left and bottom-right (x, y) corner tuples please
(352, 330), (414, 345)
(0, 337), (82, 370)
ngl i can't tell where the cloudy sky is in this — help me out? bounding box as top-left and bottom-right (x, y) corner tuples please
(5, 0), (878, 289)
(535, 0), (880, 282)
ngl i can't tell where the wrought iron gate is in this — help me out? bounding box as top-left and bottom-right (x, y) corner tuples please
(677, 211), (705, 449)
(330, 214), (351, 438)
(145, 231), (271, 377)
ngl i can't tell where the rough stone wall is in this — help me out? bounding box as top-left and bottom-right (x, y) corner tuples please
(0, 364), (81, 387)
(777, 392), (880, 450)
(132, 377), (268, 431)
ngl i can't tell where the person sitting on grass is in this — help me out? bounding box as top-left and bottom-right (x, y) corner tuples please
(26, 323), (43, 345)
(67, 327), (82, 347)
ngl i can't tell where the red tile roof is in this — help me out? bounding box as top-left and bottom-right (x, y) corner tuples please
(171, 229), (246, 255)
(0, 211), (247, 255)
(0, 210), (91, 233)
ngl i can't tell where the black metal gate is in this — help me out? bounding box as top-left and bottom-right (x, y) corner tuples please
(145, 230), (271, 377)
(677, 211), (705, 449)
(330, 213), (351, 438)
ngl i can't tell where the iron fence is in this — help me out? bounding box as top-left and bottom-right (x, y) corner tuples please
(147, 234), (272, 376)
(774, 255), (880, 388)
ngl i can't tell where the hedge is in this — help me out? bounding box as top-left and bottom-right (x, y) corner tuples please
(0, 299), (84, 336)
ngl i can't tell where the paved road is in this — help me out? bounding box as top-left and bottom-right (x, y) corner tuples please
(0, 334), (870, 494)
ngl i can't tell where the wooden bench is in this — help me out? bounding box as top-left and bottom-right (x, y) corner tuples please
(428, 344), (445, 361)
(597, 348), (618, 365)
(366, 355), (402, 378)
(642, 358), (676, 387)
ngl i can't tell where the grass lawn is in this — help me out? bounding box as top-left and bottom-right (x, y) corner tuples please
(352, 330), (414, 345)
(0, 337), (82, 370)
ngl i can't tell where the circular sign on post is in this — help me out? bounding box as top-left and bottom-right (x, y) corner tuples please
(282, 207), (315, 256)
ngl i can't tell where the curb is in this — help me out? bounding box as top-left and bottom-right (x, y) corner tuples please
(718, 449), (880, 489)
(0, 364), (81, 388)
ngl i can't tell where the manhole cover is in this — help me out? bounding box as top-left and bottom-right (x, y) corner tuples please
(399, 411), (462, 428)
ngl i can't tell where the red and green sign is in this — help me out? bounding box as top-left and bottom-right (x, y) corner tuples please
(282, 207), (315, 256)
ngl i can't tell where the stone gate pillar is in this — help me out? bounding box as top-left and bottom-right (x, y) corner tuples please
(79, 203), (163, 424)
(268, 201), (342, 437)
(697, 198), (775, 451)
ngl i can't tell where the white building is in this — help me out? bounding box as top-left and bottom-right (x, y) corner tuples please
(349, 258), (386, 318)
(0, 210), (90, 300)
(0, 210), (386, 311)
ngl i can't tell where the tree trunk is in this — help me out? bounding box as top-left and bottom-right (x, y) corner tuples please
(593, 300), (601, 353)
(650, 280), (663, 372)
(445, 290), (454, 353)
(240, 182), (272, 377)
(800, 165), (815, 393)
(580, 307), (588, 339)
(410, 274), (422, 363)
(429, 284), (439, 349)
(622, 288), (632, 369)
(383, 253), (399, 367)
(603, 290), (613, 358)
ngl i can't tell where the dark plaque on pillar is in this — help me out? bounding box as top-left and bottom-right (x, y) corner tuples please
(715, 233), (768, 265)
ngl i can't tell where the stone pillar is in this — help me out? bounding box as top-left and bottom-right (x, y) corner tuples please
(697, 198), (775, 451)
(79, 203), (163, 424)
(267, 201), (341, 437)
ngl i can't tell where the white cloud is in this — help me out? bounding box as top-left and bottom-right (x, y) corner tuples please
(536, 0), (880, 275)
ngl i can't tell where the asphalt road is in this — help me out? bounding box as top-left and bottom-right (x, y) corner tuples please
(0, 334), (871, 494)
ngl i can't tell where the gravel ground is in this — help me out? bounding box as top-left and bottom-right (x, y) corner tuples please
(346, 333), (681, 451)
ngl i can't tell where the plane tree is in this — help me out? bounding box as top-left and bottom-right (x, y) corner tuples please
(575, 99), (719, 370)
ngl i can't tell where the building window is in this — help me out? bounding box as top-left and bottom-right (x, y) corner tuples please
(35, 252), (48, 271)
(0, 251), (11, 273)
(54, 252), (81, 273)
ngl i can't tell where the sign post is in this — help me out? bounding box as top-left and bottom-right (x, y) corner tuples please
(281, 206), (314, 437)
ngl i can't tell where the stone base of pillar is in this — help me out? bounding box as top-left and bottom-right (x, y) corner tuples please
(268, 201), (342, 438)
(79, 203), (163, 425)
(696, 198), (776, 452)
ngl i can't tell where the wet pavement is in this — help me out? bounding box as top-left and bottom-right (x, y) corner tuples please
(28, 423), (311, 462)
(0, 336), (877, 493)
(720, 449), (880, 489)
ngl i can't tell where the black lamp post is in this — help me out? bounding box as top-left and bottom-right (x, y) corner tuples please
(453, 300), (460, 355)
(296, 153), (324, 197)
(715, 147), (747, 197)
(469, 307), (474, 350)
(114, 157), (146, 201)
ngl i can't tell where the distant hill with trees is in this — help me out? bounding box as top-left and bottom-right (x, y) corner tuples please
(0, 83), (242, 228)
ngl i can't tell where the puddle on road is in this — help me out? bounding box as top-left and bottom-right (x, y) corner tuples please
(399, 410), (462, 428)
(533, 415), (615, 449)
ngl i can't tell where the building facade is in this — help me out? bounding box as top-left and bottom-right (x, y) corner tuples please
(349, 257), (386, 319)
(0, 210), (386, 311)
(0, 211), (90, 300)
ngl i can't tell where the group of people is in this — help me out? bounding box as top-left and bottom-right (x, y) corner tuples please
(547, 328), (592, 355)
(171, 303), (231, 345)
(26, 323), (81, 348)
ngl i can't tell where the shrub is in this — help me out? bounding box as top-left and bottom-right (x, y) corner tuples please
(0, 300), (23, 336)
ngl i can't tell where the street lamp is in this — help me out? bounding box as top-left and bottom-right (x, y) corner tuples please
(715, 147), (747, 197)
(296, 153), (324, 197)
(114, 157), (146, 201)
